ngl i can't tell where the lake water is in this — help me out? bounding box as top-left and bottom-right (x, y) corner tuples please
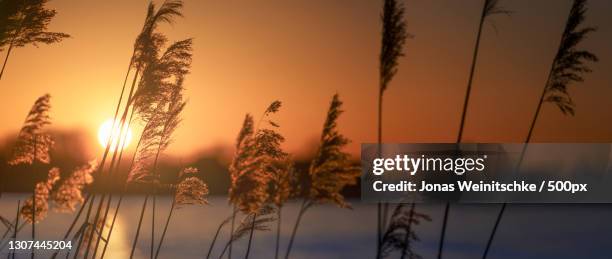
(1, 194), (611, 258)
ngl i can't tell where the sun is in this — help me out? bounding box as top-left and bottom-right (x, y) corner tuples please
(98, 119), (133, 150)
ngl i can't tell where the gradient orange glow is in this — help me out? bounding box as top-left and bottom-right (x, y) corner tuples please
(1, 0), (611, 158)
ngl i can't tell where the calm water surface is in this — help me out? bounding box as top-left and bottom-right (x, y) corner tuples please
(1, 194), (611, 258)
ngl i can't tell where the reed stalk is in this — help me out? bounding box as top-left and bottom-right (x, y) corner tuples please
(153, 198), (175, 259)
(274, 207), (282, 259)
(481, 1), (597, 257)
(439, 1), (510, 257)
(284, 200), (306, 259)
(129, 195), (149, 259)
(228, 206), (236, 259)
(205, 217), (231, 259)
(10, 200), (20, 259)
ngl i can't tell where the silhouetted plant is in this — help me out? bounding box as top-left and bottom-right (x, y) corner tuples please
(10, 200), (20, 259)
(482, 1), (598, 258)
(7, 93), (53, 259)
(218, 206), (276, 259)
(154, 167), (209, 259)
(227, 113), (253, 259)
(69, 216), (109, 258)
(534, 0), (598, 119)
(228, 101), (287, 259)
(381, 203), (431, 259)
(8, 94), (53, 165)
(18, 166), (60, 258)
(127, 72), (189, 259)
(20, 167), (60, 223)
(267, 158), (295, 259)
(440, 1), (511, 258)
(377, 0), (409, 256)
(53, 3), (189, 258)
(457, 0), (511, 144)
(205, 216), (232, 259)
(77, 3), (192, 257)
(0, 0), (69, 80)
(285, 94), (360, 259)
(51, 160), (97, 213)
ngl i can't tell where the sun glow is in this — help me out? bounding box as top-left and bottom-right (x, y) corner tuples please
(97, 119), (133, 150)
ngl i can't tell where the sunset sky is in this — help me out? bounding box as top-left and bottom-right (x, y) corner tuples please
(1, 0), (611, 158)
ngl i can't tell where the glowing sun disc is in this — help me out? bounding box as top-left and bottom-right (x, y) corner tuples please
(98, 119), (133, 150)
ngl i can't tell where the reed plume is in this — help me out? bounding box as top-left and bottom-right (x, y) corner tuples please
(229, 101), (287, 214)
(128, 79), (188, 259)
(175, 167), (209, 207)
(154, 167), (209, 259)
(227, 101), (287, 259)
(381, 203), (431, 259)
(57, 2), (188, 258)
(227, 113), (253, 259)
(285, 94), (359, 259)
(8, 94), (54, 258)
(378, 0), (408, 255)
(127, 38), (192, 185)
(540, 0), (598, 117)
(8, 94), (53, 165)
(52, 160), (97, 213)
(0, 0), (69, 80)
(482, 1), (598, 258)
(268, 159), (294, 208)
(307, 95), (359, 208)
(20, 167), (60, 224)
(126, 36), (190, 259)
(379, 0), (408, 94)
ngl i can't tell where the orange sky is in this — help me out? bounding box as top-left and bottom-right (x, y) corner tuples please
(1, 0), (611, 158)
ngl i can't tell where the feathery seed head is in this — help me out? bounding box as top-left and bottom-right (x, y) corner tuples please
(544, 0), (598, 116)
(52, 160), (97, 213)
(20, 167), (61, 223)
(8, 94), (53, 165)
(307, 94), (360, 208)
(229, 101), (288, 214)
(379, 0), (408, 93)
(175, 167), (209, 207)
